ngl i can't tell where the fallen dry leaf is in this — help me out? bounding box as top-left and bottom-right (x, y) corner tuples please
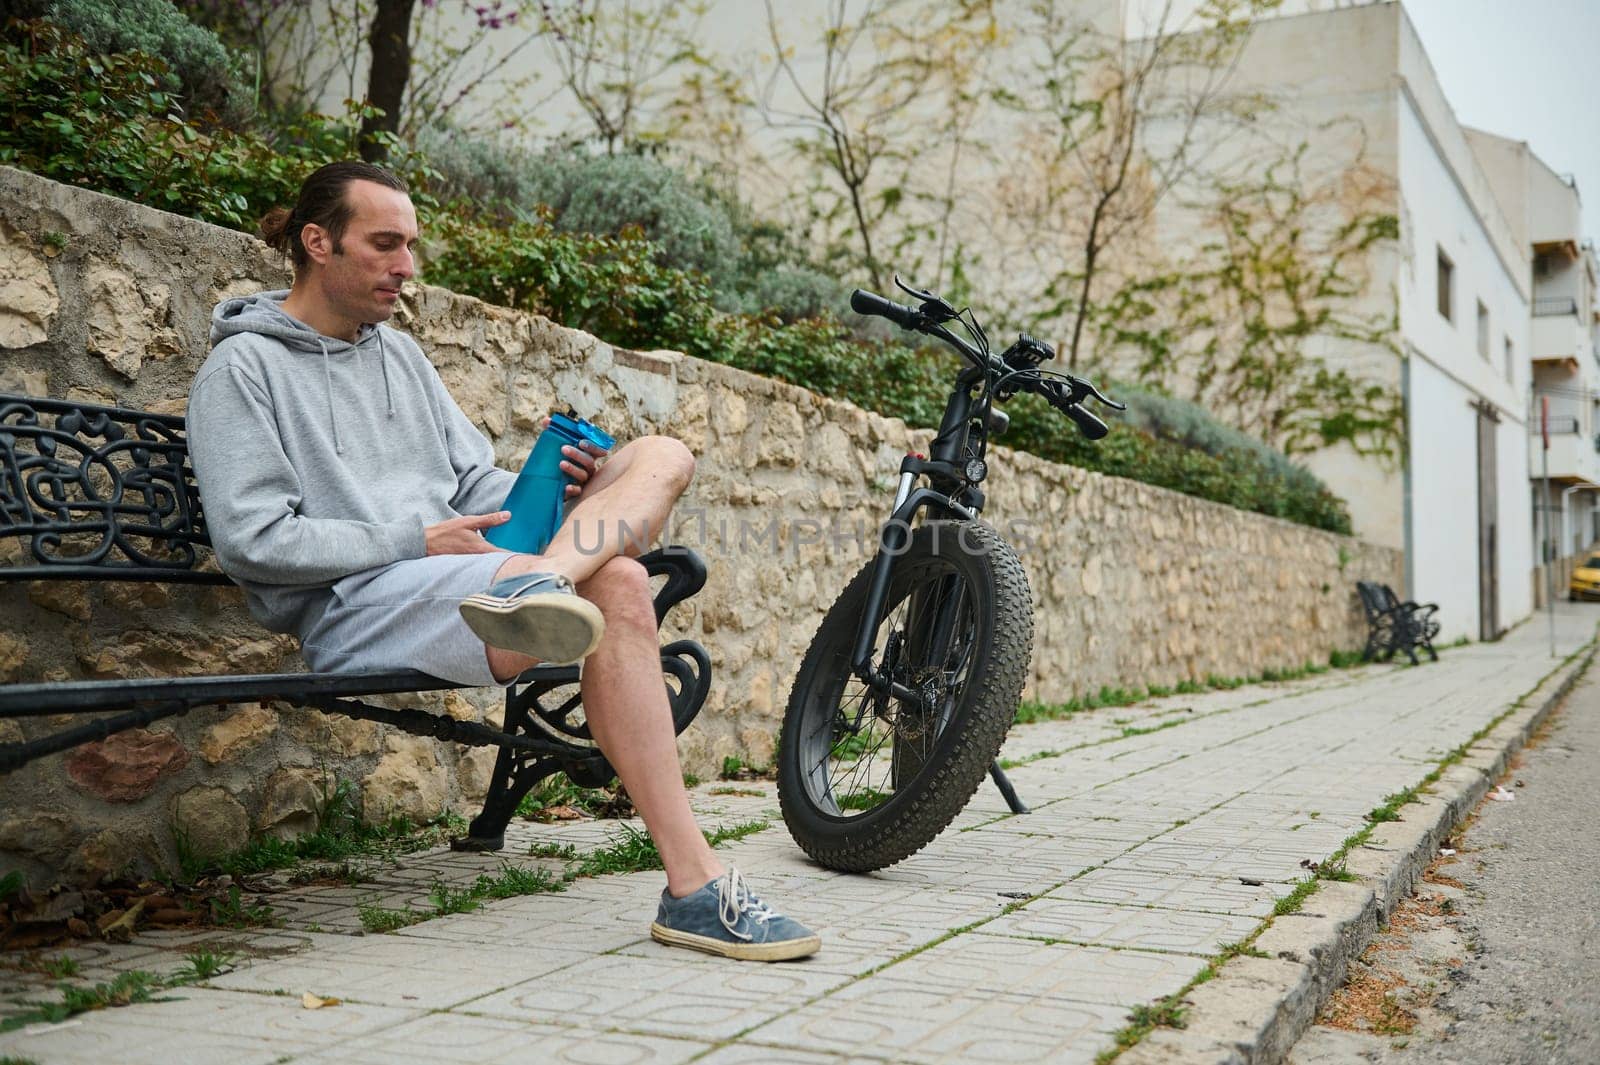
(301, 992), (341, 1010)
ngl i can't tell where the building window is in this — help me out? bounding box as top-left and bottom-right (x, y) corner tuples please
(1477, 300), (1489, 359)
(1437, 248), (1454, 321)
(1504, 336), (1514, 383)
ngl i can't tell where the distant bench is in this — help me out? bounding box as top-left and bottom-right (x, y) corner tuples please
(1356, 580), (1440, 666)
(0, 392), (711, 851)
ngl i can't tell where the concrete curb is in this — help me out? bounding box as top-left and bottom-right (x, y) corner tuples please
(1117, 645), (1596, 1065)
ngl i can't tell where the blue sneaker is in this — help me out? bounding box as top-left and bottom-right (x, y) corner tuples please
(651, 868), (821, 961)
(459, 571), (605, 665)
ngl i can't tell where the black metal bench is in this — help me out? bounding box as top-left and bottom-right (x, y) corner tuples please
(0, 392), (712, 852)
(1356, 579), (1439, 665)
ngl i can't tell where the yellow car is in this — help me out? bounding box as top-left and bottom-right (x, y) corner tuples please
(1570, 555), (1600, 601)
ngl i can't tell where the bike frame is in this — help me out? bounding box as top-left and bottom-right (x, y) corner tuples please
(848, 363), (995, 694)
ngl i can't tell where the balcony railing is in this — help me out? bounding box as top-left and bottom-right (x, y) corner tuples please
(1531, 414), (1582, 435)
(1534, 297), (1579, 317)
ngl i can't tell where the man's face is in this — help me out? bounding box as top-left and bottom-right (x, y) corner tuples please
(303, 180), (419, 329)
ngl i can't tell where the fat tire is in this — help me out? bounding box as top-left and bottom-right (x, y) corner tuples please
(777, 520), (1033, 871)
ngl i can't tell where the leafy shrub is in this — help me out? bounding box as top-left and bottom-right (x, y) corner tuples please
(40, 0), (253, 123)
(520, 149), (743, 296)
(737, 263), (849, 323)
(415, 123), (542, 213)
(0, 19), (428, 231)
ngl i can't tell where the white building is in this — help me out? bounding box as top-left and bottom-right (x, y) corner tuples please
(1467, 130), (1600, 592)
(1179, 2), (1537, 642)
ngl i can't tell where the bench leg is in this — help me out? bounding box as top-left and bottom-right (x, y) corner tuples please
(454, 641), (713, 852)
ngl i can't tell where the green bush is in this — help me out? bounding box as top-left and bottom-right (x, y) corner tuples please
(41, 0), (253, 123)
(0, 19), (427, 231)
(415, 123), (543, 214)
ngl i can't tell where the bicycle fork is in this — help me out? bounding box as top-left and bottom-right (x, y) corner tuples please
(844, 474), (1029, 815)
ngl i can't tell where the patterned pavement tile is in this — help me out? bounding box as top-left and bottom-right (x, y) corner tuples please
(463, 951), (847, 1041)
(208, 937), (591, 1009)
(293, 1011), (709, 1065)
(858, 933), (1201, 1007)
(1046, 867), (1281, 917)
(0, 986), (419, 1064)
(744, 980), (1129, 1065)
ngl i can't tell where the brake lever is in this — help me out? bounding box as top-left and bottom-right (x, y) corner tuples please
(893, 274), (957, 322)
(1063, 375), (1126, 411)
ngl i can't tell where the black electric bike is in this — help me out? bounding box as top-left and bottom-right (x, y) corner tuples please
(776, 279), (1123, 872)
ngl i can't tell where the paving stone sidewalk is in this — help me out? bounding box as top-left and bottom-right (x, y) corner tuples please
(2, 605), (1594, 1065)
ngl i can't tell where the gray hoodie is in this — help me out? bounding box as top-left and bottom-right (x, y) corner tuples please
(187, 292), (516, 635)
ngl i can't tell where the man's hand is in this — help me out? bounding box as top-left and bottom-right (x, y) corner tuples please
(425, 512), (510, 555)
(544, 415), (609, 501)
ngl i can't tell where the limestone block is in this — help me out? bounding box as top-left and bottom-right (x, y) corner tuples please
(362, 735), (448, 823)
(208, 276), (280, 309)
(103, 582), (173, 612)
(804, 423), (860, 484)
(0, 813), (80, 866)
(0, 367), (48, 397)
(198, 706), (278, 764)
(443, 691), (480, 722)
(738, 726), (776, 769)
(68, 827), (160, 884)
(28, 580), (91, 622)
(0, 222), (58, 348)
(716, 389), (750, 436)
(671, 387), (711, 454)
(757, 401), (806, 468)
(509, 371), (558, 433)
(82, 263), (180, 380)
(171, 785), (250, 859)
(257, 767), (323, 838)
(65, 728), (190, 803)
(457, 746), (497, 802)
(0, 631), (26, 682)
(438, 356), (507, 437)
(280, 707), (381, 756)
(1080, 555), (1104, 597)
(77, 630), (296, 679)
(745, 668), (774, 718)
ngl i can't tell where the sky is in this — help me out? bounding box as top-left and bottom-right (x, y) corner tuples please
(1401, 0), (1600, 241)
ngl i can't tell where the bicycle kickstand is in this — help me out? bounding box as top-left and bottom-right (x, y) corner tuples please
(989, 760), (1029, 814)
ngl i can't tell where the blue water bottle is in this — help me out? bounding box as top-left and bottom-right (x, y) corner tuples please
(485, 411), (615, 554)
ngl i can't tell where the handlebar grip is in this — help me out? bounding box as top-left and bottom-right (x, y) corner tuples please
(1064, 404), (1109, 440)
(850, 289), (922, 330)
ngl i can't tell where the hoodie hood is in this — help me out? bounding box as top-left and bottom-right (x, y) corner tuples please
(210, 291), (396, 451)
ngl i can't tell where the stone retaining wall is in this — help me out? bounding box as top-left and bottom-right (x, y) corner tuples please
(0, 167), (1402, 884)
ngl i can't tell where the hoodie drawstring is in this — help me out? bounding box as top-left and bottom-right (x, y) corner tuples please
(319, 337), (343, 455)
(378, 330), (395, 417)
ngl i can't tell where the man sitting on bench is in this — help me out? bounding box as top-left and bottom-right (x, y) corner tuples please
(185, 160), (819, 963)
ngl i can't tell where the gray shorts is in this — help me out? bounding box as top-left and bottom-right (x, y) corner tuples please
(298, 552), (516, 686)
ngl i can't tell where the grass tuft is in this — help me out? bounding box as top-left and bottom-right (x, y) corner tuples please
(1272, 876), (1319, 917)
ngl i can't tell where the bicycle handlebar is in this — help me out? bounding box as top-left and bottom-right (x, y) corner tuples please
(850, 289), (924, 331)
(1043, 381), (1110, 440)
(849, 284), (1119, 441)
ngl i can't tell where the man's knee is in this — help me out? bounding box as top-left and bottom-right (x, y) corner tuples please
(583, 555), (655, 629)
(636, 435), (696, 493)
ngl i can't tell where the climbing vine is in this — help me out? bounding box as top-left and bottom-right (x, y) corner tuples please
(1095, 139), (1406, 463)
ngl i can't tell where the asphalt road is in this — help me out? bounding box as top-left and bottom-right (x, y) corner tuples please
(1292, 658), (1600, 1065)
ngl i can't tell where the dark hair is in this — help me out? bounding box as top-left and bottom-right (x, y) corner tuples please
(259, 161), (409, 270)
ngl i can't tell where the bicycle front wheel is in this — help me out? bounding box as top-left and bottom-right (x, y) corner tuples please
(777, 520), (1033, 871)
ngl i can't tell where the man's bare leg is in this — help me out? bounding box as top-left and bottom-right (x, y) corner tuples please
(487, 555), (721, 896)
(482, 435), (717, 895)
